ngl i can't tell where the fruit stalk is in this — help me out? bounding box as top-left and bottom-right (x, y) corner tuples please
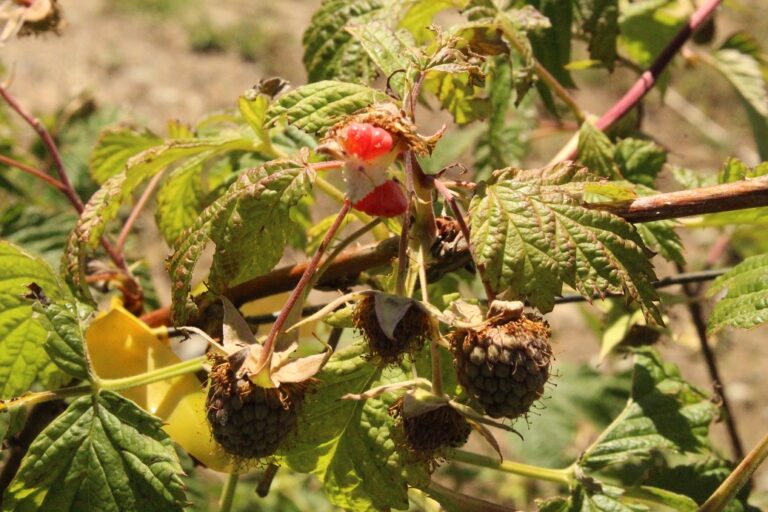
(258, 198), (352, 367)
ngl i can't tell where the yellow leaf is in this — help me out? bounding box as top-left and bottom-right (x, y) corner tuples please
(86, 303), (232, 472)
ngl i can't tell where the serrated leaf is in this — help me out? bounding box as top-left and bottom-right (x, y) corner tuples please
(303, 0), (383, 83)
(706, 253), (768, 333)
(346, 20), (420, 97)
(469, 162), (661, 323)
(167, 160), (314, 323)
(0, 207), (75, 265)
(710, 49), (768, 117)
(635, 220), (684, 265)
(89, 125), (162, 184)
(66, 136), (252, 290)
(0, 241), (67, 399)
(580, 348), (717, 470)
(3, 390), (186, 512)
(283, 342), (429, 512)
(528, 0), (574, 90)
(618, 0), (686, 69)
(265, 81), (388, 136)
(35, 299), (93, 382)
(540, 486), (647, 512)
(578, 122), (621, 179)
(154, 151), (211, 245)
(575, 0), (619, 70)
(614, 138), (666, 188)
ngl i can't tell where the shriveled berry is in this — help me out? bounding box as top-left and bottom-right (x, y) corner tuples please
(353, 293), (430, 365)
(450, 314), (553, 420)
(206, 356), (309, 459)
(341, 122), (395, 161)
(353, 180), (408, 218)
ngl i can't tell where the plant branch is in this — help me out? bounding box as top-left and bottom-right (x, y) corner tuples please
(452, 449), (573, 485)
(554, 0), (723, 162)
(116, 170), (165, 253)
(396, 153), (416, 296)
(701, 429), (768, 511)
(141, 176), (766, 327)
(0, 154), (66, 191)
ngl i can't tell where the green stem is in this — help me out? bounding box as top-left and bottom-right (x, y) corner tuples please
(0, 356), (207, 412)
(103, 356), (206, 393)
(452, 450), (573, 485)
(218, 472), (239, 512)
(700, 430), (768, 512)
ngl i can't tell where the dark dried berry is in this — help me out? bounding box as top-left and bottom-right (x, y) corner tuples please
(450, 314), (553, 419)
(206, 356), (308, 459)
(353, 294), (430, 365)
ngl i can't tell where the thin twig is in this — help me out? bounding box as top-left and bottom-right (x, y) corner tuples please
(553, 0), (723, 162)
(258, 199), (352, 367)
(0, 84), (84, 212)
(116, 170), (165, 253)
(0, 154), (66, 191)
(676, 261), (745, 461)
(396, 152), (416, 296)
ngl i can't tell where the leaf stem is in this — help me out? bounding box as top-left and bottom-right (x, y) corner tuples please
(258, 199), (352, 367)
(0, 154), (67, 191)
(396, 155), (416, 297)
(701, 430), (768, 512)
(451, 450), (573, 485)
(116, 169), (165, 253)
(218, 472), (239, 512)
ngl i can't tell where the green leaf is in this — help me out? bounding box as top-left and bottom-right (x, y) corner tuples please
(614, 138), (666, 188)
(618, 0), (686, 69)
(283, 342), (429, 512)
(511, 363), (630, 468)
(3, 390), (186, 512)
(635, 220), (684, 265)
(469, 161), (662, 323)
(167, 160), (314, 323)
(539, 486), (647, 512)
(706, 253), (768, 333)
(580, 348), (717, 470)
(577, 122), (621, 179)
(0, 207), (75, 265)
(528, 0), (575, 89)
(627, 487), (699, 512)
(209, 162), (315, 289)
(89, 125), (162, 184)
(399, 0), (467, 43)
(0, 241), (67, 399)
(423, 70), (489, 125)
(34, 299), (93, 382)
(265, 81), (388, 136)
(710, 49), (768, 117)
(717, 157), (768, 183)
(66, 136), (252, 290)
(154, 151), (212, 245)
(346, 20), (420, 97)
(302, 0), (383, 83)
(575, 0), (619, 70)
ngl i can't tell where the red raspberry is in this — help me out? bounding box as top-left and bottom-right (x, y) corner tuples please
(341, 123), (395, 161)
(353, 180), (407, 217)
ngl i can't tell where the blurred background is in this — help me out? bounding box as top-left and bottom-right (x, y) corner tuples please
(2, 0), (768, 509)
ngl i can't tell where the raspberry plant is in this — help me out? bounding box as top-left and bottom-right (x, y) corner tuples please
(2, 0), (768, 510)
